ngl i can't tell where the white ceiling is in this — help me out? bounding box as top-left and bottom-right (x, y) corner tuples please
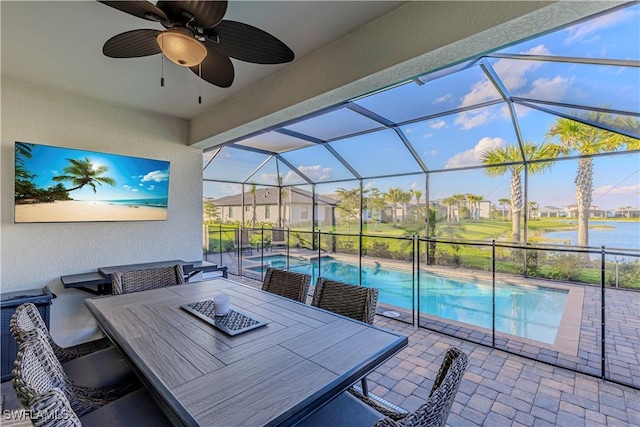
(1, 1), (404, 120)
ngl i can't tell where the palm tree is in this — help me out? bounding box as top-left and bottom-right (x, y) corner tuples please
(52, 157), (116, 194)
(498, 198), (510, 221)
(528, 201), (539, 220)
(412, 189), (423, 220)
(482, 143), (555, 242)
(15, 143), (36, 199)
(248, 182), (258, 227)
(547, 115), (640, 247)
(385, 188), (404, 227)
(399, 190), (412, 223)
(466, 194), (483, 220)
(441, 196), (457, 223)
(451, 194), (466, 223)
(274, 175), (288, 228)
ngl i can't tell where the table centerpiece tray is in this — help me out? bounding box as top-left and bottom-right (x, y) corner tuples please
(181, 299), (268, 336)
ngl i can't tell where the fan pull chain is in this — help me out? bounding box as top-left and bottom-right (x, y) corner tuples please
(198, 64), (202, 104)
(160, 36), (165, 87)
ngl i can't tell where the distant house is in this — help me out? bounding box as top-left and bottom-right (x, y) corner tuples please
(538, 206), (565, 218)
(610, 207), (640, 218)
(564, 204), (607, 218)
(214, 187), (338, 227)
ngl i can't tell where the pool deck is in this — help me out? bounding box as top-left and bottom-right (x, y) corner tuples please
(210, 248), (640, 389)
(224, 273), (640, 426)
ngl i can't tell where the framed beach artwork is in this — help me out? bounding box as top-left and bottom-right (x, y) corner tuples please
(14, 142), (170, 223)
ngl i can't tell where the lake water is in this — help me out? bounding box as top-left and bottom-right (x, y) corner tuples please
(542, 221), (640, 252)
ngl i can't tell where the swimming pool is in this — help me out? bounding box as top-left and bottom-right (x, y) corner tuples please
(284, 257), (569, 344)
(245, 254), (309, 271)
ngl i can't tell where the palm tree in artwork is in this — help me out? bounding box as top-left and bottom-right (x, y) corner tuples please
(547, 114), (640, 247)
(52, 157), (116, 194)
(482, 143), (555, 242)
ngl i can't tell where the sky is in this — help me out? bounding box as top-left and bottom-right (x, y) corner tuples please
(203, 4), (640, 211)
(17, 143), (170, 202)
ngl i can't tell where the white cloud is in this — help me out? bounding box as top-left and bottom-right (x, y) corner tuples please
(131, 189), (138, 192)
(141, 169), (169, 182)
(139, 183), (144, 187)
(430, 120), (446, 130)
(148, 185), (155, 191)
(434, 94), (451, 104)
(444, 137), (505, 168)
(564, 10), (630, 45)
(430, 150), (438, 156)
(594, 184), (640, 196)
(525, 76), (570, 101)
(458, 45), (551, 109)
(294, 165), (334, 182)
(455, 109), (493, 130)
(422, 132), (433, 139)
(122, 185), (132, 190)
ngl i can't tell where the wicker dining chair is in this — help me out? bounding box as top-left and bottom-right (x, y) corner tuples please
(10, 303), (136, 390)
(297, 347), (468, 427)
(311, 277), (379, 395)
(111, 264), (185, 295)
(10, 303), (94, 363)
(262, 267), (312, 303)
(27, 387), (172, 427)
(311, 277), (379, 325)
(12, 333), (136, 417)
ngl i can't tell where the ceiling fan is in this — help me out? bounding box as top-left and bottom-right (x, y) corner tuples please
(99, 1), (295, 89)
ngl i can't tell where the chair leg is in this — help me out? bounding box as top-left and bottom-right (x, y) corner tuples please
(361, 377), (369, 397)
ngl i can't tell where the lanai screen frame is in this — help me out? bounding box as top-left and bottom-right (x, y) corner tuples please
(203, 3), (640, 245)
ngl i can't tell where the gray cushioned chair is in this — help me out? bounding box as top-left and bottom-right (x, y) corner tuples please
(262, 267), (312, 303)
(28, 387), (171, 427)
(295, 347), (468, 427)
(111, 264), (185, 295)
(10, 303), (136, 390)
(12, 333), (136, 417)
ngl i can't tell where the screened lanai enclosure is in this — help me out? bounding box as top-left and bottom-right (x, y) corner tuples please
(203, 4), (640, 389)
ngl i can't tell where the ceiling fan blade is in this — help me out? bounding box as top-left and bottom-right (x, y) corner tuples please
(190, 45), (234, 88)
(205, 20), (294, 64)
(103, 29), (162, 58)
(156, 1), (227, 28)
(98, 1), (168, 23)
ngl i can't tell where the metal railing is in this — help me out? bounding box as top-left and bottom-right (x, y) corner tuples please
(203, 225), (639, 390)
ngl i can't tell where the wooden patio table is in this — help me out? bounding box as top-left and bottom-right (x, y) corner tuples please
(85, 277), (407, 426)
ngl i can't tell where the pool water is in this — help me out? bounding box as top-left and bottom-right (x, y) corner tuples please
(285, 258), (569, 344)
(245, 254), (308, 271)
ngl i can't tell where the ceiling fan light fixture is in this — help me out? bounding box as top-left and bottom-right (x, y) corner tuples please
(157, 31), (207, 67)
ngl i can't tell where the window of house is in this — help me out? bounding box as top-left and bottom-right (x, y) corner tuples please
(228, 206), (233, 217)
(265, 205), (271, 219)
(300, 206), (309, 220)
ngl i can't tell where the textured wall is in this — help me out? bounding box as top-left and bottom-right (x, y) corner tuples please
(1, 78), (202, 346)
